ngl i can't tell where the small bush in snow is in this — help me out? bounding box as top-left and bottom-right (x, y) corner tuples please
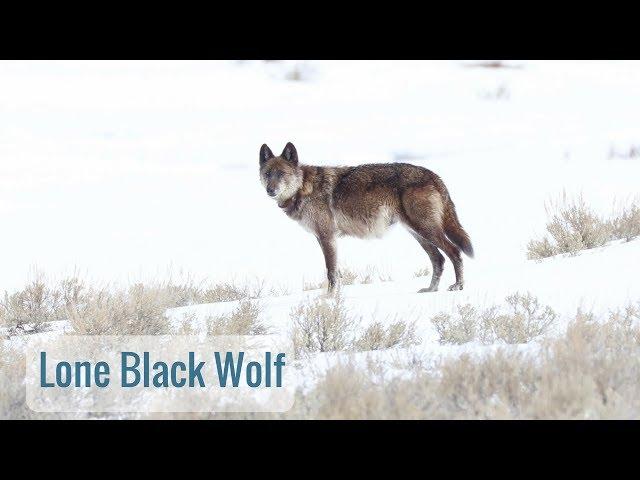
(481, 292), (557, 344)
(198, 281), (256, 303)
(431, 304), (479, 345)
(144, 275), (263, 306)
(527, 193), (613, 260)
(353, 320), (420, 351)
(0, 274), (77, 334)
(290, 294), (358, 355)
(431, 293), (556, 345)
(207, 299), (268, 336)
(67, 283), (173, 335)
(338, 267), (360, 286)
(1, 346), (37, 419)
(290, 303), (640, 419)
(610, 202), (640, 243)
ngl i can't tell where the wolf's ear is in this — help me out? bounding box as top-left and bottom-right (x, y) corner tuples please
(281, 142), (298, 165)
(259, 144), (274, 166)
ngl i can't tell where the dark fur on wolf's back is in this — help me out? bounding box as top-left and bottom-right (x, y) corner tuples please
(259, 142), (473, 293)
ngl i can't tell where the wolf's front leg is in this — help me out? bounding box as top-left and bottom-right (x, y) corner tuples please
(316, 233), (337, 294)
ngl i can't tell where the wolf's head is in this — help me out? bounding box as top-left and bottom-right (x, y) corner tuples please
(259, 142), (304, 203)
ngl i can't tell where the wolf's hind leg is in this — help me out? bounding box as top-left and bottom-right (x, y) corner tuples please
(431, 233), (464, 291)
(404, 222), (464, 291)
(410, 232), (444, 292)
(401, 187), (464, 292)
(402, 190), (464, 292)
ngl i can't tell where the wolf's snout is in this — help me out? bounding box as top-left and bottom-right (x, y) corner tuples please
(267, 187), (276, 197)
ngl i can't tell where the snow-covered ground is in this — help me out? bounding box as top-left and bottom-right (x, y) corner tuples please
(2, 60), (640, 400)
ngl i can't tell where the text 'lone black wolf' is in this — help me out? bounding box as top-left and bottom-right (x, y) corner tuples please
(259, 142), (474, 293)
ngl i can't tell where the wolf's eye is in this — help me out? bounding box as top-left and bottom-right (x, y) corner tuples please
(265, 171), (271, 179)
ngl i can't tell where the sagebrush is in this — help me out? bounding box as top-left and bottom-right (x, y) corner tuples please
(528, 193), (640, 260)
(2, 274), (262, 336)
(290, 294), (417, 355)
(289, 304), (640, 419)
(431, 292), (557, 345)
(290, 294), (358, 355)
(207, 299), (268, 336)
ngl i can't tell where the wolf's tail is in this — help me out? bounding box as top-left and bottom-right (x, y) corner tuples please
(444, 201), (474, 258)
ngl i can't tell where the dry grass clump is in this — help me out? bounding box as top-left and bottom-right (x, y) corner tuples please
(527, 194), (640, 260)
(0, 275), (75, 334)
(0, 341), (129, 420)
(339, 268), (360, 285)
(339, 266), (393, 286)
(290, 294), (358, 355)
(431, 304), (478, 344)
(527, 194), (612, 260)
(302, 265), (393, 291)
(2, 272), (268, 337)
(353, 321), (420, 351)
(303, 266), (393, 291)
(481, 292), (557, 344)
(207, 299), (268, 336)
(197, 281), (257, 303)
(302, 278), (325, 292)
(431, 292), (557, 345)
(0, 344), (75, 419)
(0, 346), (31, 419)
(290, 294), (418, 355)
(413, 266), (431, 278)
(293, 304), (640, 419)
(610, 203), (640, 242)
(67, 283), (173, 335)
(67, 277), (268, 336)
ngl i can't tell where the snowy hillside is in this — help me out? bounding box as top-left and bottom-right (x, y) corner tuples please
(1, 60), (639, 291)
(164, 237), (640, 391)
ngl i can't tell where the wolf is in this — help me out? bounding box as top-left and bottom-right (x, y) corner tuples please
(259, 142), (474, 294)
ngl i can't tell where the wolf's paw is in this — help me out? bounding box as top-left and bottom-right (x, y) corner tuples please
(447, 283), (464, 291)
(418, 287), (438, 293)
